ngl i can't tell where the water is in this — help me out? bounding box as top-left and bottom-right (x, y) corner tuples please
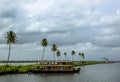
(0, 63), (120, 82)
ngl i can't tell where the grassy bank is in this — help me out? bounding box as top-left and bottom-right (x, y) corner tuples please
(0, 65), (37, 75)
(0, 61), (106, 75)
(73, 61), (104, 66)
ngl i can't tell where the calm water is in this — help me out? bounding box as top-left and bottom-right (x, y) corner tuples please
(0, 63), (120, 82)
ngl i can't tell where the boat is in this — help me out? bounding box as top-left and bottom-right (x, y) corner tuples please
(28, 60), (80, 73)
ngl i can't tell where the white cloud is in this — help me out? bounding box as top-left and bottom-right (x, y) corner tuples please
(0, 0), (120, 60)
(116, 9), (120, 15)
(22, 0), (53, 18)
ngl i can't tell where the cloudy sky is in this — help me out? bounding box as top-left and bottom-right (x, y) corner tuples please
(0, 0), (120, 61)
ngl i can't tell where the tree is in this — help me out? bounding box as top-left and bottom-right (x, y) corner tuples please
(71, 50), (75, 61)
(51, 44), (57, 64)
(56, 50), (61, 61)
(64, 52), (67, 61)
(101, 57), (109, 63)
(79, 52), (82, 61)
(41, 38), (48, 61)
(105, 58), (109, 61)
(81, 53), (85, 59)
(4, 31), (17, 72)
(79, 52), (85, 65)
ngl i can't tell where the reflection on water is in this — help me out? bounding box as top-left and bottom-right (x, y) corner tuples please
(0, 63), (120, 82)
(33, 73), (75, 82)
(34, 73), (74, 77)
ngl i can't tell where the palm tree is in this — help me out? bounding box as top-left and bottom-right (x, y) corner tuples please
(56, 50), (61, 61)
(101, 57), (109, 63)
(64, 52), (67, 61)
(41, 38), (48, 61)
(4, 31), (17, 72)
(71, 50), (75, 61)
(79, 52), (82, 62)
(105, 58), (109, 62)
(80, 52), (85, 65)
(51, 44), (57, 64)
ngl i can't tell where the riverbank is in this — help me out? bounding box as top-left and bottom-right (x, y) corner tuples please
(73, 61), (105, 66)
(0, 61), (112, 75)
(0, 65), (37, 75)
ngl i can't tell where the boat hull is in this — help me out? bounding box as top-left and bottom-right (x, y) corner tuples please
(28, 68), (80, 74)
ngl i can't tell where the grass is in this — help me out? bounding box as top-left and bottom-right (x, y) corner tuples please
(73, 61), (104, 66)
(0, 61), (105, 75)
(0, 64), (37, 75)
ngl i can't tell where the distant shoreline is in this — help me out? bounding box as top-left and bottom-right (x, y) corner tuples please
(0, 60), (119, 63)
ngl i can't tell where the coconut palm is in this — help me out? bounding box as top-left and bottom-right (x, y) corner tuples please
(101, 57), (106, 61)
(51, 44), (57, 64)
(41, 38), (48, 61)
(81, 53), (85, 58)
(64, 52), (67, 61)
(56, 50), (61, 61)
(101, 57), (109, 63)
(79, 52), (82, 61)
(80, 52), (85, 65)
(4, 31), (17, 72)
(71, 50), (75, 61)
(105, 58), (108, 61)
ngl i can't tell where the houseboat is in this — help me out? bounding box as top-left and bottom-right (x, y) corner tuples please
(29, 60), (80, 73)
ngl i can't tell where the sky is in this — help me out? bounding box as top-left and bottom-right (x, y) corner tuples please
(0, 0), (120, 61)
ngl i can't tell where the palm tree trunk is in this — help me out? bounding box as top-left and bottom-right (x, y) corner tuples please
(53, 52), (55, 64)
(41, 47), (45, 62)
(80, 58), (82, 63)
(72, 55), (73, 62)
(4, 43), (11, 72)
(58, 57), (59, 62)
(65, 55), (66, 62)
(82, 58), (84, 65)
